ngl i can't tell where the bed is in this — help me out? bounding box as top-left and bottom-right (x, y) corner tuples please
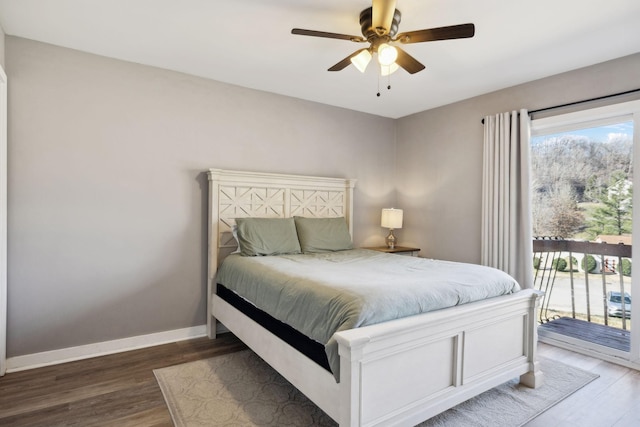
(206, 168), (543, 427)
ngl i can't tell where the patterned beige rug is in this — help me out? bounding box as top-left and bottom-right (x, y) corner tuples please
(154, 350), (598, 427)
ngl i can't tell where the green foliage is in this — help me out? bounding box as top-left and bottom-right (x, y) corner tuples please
(621, 258), (632, 277)
(533, 256), (541, 270)
(566, 256), (579, 271)
(567, 256), (578, 271)
(585, 171), (633, 239)
(552, 257), (567, 271)
(581, 254), (597, 273)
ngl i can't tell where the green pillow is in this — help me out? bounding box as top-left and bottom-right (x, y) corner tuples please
(235, 217), (302, 256)
(294, 216), (353, 253)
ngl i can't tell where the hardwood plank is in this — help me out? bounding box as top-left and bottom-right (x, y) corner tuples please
(523, 343), (638, 427)
(613, 400), (640, 427)
(0, 334), (638, 426)
(0, 333), (246, 426)
(563, 368), (640, 426)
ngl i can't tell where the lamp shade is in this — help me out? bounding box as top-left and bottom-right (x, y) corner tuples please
(377, 43), (398, 66)
(381, 208), (403, 229)
(350, 49), (372, 73)
(380, 62), (399, 76)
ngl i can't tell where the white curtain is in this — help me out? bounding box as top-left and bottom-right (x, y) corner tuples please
(481, 109), (533, 289)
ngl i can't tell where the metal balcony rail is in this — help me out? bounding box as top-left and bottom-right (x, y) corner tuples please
(533, 237), (632, 330)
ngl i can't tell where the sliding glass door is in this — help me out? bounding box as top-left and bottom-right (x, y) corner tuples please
(531, 100), (640, 367)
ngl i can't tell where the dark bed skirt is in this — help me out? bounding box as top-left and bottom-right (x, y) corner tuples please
(216, 283), (332, 372)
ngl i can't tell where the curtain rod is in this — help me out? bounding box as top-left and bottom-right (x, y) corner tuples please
(480, 88), (640, 124)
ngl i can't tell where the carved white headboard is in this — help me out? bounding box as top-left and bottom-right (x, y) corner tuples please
(206, 168), (356, 336)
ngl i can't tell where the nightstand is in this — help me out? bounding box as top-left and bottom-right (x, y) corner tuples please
(364, 246), (420, 256)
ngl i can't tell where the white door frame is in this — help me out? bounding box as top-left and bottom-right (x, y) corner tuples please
(532, 99), (640, 365)
(0, 65), (7, 376)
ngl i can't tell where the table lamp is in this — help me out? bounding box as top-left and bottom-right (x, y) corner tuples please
(381, 208), (403, 249)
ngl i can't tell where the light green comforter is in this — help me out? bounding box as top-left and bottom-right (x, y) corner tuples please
(216, 249), (520, 381)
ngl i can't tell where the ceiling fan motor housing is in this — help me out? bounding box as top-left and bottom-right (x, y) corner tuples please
(359, 7), (401, 40)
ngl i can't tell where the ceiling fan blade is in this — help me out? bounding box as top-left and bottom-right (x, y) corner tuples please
(328, 49), (368, 71)
(395, 47), (426, 74)
(395, 23), (475, 44)
(291, 28), (365, 43)
(372, 0), (397, 35)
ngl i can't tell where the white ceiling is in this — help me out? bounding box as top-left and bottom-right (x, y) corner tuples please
(0, 0), (639, 118)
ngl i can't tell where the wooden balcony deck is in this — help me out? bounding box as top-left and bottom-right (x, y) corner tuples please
(533, 238), (633, 357)
(538, 316), (630, 352)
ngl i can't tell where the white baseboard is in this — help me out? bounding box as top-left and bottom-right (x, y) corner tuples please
(5, 325), (208, 373)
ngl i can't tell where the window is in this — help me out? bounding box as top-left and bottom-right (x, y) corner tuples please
(531, 100), (640, 366)
(531, 120), (633, 240)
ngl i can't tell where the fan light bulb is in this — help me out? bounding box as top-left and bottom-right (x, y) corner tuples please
(377, 43), (398, 66)
(380, 62), (399, 76)
(350, 49), (372, 73)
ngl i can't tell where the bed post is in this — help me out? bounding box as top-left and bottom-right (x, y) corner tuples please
(520, 290), (544, 388)
(206, 169), (221, 339)
(345, 179), (356, 237)
(336, 334), (369, 427)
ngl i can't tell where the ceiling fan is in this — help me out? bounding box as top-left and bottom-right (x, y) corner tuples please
(291, 0), (475, 75)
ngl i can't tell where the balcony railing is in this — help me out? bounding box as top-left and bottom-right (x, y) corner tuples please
(533, 237), (632, 352)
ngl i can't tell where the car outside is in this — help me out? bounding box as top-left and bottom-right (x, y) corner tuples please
(607, 291), (631, 318)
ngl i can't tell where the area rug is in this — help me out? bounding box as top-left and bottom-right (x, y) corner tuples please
(154, 350), (598, 427)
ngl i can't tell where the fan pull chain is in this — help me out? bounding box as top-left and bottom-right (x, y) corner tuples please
(376, 70), (393, 97)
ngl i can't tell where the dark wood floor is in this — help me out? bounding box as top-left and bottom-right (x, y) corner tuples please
(0, 333), (246, 426)
(1, 333), (639, 426)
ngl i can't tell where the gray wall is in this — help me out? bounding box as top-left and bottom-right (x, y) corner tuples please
(0, 24), (4, 68)
(7, 33), (640, 359)
(5, 37), (396, 357)
(395, 53), (640, 264)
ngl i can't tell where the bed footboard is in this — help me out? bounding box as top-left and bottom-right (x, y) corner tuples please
(212, 285), (542, 427)
(334, 289), (543, 427)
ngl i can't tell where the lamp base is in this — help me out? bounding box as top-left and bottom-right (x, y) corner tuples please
(386, 229), (396, 249)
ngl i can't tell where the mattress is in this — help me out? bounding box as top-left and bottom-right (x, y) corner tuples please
(217, 283), (331, 371)
(215, 249), (521, 380)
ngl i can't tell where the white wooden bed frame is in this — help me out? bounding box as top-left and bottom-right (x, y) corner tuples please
(207, 168), (543, 427)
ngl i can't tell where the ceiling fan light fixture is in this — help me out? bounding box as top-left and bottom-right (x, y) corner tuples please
(377, 43), (398, 66)
(350, 49), (372, 73)
(380, 62), (399, 76)
(291, 3), (475, 77)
